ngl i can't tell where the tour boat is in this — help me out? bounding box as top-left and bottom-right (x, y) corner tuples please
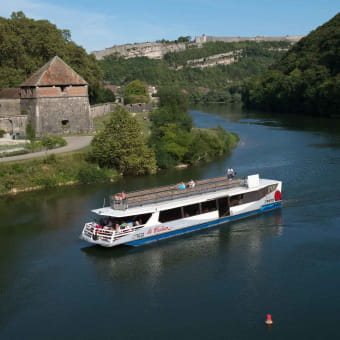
(80, 174), (282, 247)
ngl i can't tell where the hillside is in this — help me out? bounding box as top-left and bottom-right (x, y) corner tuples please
(100, 41), (291, 103)
(0, 12), (113, 104)
(243, 13), (340, 116)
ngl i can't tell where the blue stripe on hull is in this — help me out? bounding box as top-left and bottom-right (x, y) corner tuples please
(124, 201), (281, 246)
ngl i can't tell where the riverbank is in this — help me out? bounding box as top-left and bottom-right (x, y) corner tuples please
(0, 151), (119, 195)
(0, 110), (238, 196)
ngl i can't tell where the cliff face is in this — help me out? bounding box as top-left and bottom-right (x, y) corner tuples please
(92, 42), (189, 60)
(92, 35), (304, 61)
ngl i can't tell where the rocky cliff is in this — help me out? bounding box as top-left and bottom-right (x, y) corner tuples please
(92, 42), (190, 60)
(92, 35), (304, 61)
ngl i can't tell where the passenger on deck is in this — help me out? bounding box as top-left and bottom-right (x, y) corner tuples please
(120, 222), (128, 230)
(178, 181), (186, 190)
(105, 219), (113, 229)
(187, 179), (196, 188)
(227, 168), (235, 180)
(114, 193), (122, 201)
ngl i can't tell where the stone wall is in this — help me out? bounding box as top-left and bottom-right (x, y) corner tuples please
(0, 115), (27, 135)
(29, 97), (92, 136)
(124, 103), (154, 113)
(90, 102), (117, 119)
(0, 98), (21, 116)
(195, 34), (304, 44)
(90, 102), (155, 119)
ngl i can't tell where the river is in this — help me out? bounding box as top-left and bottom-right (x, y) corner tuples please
(1, 104), (340, 339)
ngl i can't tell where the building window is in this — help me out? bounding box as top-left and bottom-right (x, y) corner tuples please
(61, 120), (69, 127)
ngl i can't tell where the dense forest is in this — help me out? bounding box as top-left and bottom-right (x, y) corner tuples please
(100, 41), (291, 103)
(0, 12), (114, 103)
(243, 13), (340, 116)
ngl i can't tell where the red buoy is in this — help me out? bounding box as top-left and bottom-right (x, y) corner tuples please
(265, 314), (273, 325)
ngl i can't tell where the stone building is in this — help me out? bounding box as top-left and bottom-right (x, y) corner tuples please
(0, 88), (27, 135)
(0, 56), (92, 136)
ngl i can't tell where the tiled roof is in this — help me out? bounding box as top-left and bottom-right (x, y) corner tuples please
(21, 56), (88, 87)
(104, 85), (120, 93)
(0, 88), (20, 99)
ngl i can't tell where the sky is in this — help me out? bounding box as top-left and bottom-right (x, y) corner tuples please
(0, 0), (339, 52)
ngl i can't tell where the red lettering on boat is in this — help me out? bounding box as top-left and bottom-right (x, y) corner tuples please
(154, 226), (171, 233)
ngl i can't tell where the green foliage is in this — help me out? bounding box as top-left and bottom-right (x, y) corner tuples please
(88, 107), (157, 175)
(157, 86), (189, 112)
(164, 41), (289, 66)
(41, 136), (67, 150)
(124, 80), (149, 103)
(149, 87), (193, 167)
(91, 87), (116, 104)
(0, 12), (106, 104)
(0, 150), (29, 158)
(156, 36), (192, 44)
(25, 121), (36, 151)
(0, 152), (119, 194)
(243, 13), (340, 116)
(0, 129), (5, 137)
(43, 154), (57, 164)
(77, 164), (110, 184)
(99, 41), (289, 104)
(25, 122), (35, 141)
(148, 88), (238, 168)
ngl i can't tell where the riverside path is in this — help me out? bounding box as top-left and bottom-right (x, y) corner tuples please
(0, 136), (93, 163)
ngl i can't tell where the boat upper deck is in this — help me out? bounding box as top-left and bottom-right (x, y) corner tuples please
(92, 175), (280, 217)
(110, 176), (246, 211)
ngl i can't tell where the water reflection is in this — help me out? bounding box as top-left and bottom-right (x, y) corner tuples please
(81, 210), (283, 284)
(191, 103), (340, 136)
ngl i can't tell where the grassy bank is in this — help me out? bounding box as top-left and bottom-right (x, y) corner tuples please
(0, 151), (119, 195)
(0, 110), (238, 195)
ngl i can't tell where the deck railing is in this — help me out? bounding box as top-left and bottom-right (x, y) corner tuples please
(110, 176), (246, 210)
(83, 222), (143, 244)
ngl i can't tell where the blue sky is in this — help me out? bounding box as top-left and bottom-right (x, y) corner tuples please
(1, 0), (339, 52)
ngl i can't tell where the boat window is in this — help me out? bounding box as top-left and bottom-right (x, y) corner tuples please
(159, 207), (182, 222)
(242, 190), (260, 204)
(267, 184), (278, 194)
(230, 194), (243, 206)
(183, 203), (200, 217)
(230, 186), (275, 206)
(201, 200), (217, 213)
(98, 213), (151, 227)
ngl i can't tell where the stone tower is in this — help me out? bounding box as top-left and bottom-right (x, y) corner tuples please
(20, 56), (92, 136)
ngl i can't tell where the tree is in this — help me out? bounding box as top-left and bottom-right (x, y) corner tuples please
(88, 107), (157, 175)
(243, 13), (340, 116)
(0, 12), (105, 103)
(124, 80), (149, 104)
(25, 121), (36, 151)
(177, 36), (191, 43)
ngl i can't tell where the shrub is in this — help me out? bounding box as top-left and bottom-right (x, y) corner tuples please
(77, 164), (110, 184)
(41, 136), (67, 149)
(35, 176), (58, 188)
(43, 154), (57, 164)
(0, 129), (5, 138)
